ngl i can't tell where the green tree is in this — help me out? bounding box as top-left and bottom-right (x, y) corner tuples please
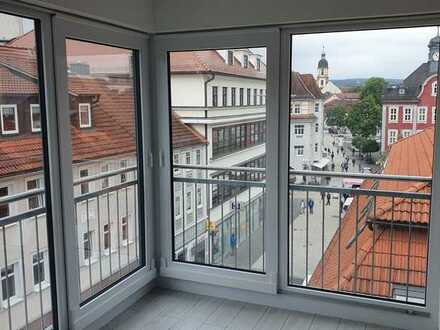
(346, 95), (381, 138)
(360, 77), (386, 104)
(326, 105), (348, 128)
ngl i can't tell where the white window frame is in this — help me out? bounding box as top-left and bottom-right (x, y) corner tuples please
(78, 103), (92, 128)
(314, 103), (319, 113)
(196, 185), (203, 207)
(30, 104), (42, 132)
(294, 104), (301, 114)
(82, 230), (94, 262)
(418, 107), (427, 123)
(388, 129), (398, 146)
(32, 251), (50, 291)
(0, 104), (19, 135)
(433, 106), (436, 124)
(175, 195), (182, 218)
(294, 124), (304, 136)
(103, 223), (110, 252)
(402, 129), (412, 138)
(121, 216), (128, 243)
(388, 107), (398, 123)
(1, 262), (20, 306)
(25, 176), (44, 210)
(432, 81), (438, 96)
(294, 145), (304, 156)
(403, 107), (412, 123)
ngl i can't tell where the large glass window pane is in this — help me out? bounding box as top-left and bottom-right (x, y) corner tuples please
(288, 27), (438, 305)
(0, 12), (54, 330)
(169, 48), (267, 272)
(65, 39), (143, 303)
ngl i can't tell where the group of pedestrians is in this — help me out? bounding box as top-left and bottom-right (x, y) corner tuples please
(299, 192), (332, 215)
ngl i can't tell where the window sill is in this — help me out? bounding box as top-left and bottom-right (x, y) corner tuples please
(33, 281), (50, 292)
(2, 296), (23, 308)
(81, 257), (99, 268)
(122, 240), (134, 247)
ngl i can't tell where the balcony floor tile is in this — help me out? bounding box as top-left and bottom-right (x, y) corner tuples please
(101, 288), (401, 330)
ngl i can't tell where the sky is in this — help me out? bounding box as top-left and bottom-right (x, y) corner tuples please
(292, 26), (439, 80)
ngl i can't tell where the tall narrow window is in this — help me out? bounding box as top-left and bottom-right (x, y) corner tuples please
(27, 177), (43, 209)
(83, 231), (93, 261)
(32, 252), (46, 287)
(103, 224), (110, 251)
(288, 26), (438, 306)
(79, 169), (89, 195)
(212, 86), (218, 107)
(0, 105), (18, 134)
(120, 160), (128, 183)
(0, 13), (54, 326)
(243, 54), (249, 68)
(68, 39), (144, 302)
(78, 103), (91, 128)
(1, 265), (16, 302)
(227, 50), (234, 65)
(231, 87), (236, 106)
(121, 216), (128, 242)
(30, 104), (41, 132)
(169, 48), (266, 272)
(0, 187), (9, 218)
(222, 87), (228, 106)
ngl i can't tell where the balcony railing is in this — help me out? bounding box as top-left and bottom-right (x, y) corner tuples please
(173, 165), (266, 272)
(73, 165), (141, 303)
(0, 188), (53, 330)
(288, 169), (432, 305)
(173, 165), (432, 306)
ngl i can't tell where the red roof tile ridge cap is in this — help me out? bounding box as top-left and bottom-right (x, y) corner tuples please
(0, 59), (37, 81)
(192, 51), (212, 72)
(5, 31), (35, 48)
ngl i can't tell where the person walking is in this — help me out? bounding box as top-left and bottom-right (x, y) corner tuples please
(352, 158), (356, 167)
(308, 198), (314, 214)
(331, 162), (335, 171)
(300, 199), (305, 214)
(331, 152), (334, 161)
(326, 193), (331, 206)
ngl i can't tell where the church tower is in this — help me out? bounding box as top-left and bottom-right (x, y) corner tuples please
(317, 48), (329, 89)
(428, 30), (439, 74)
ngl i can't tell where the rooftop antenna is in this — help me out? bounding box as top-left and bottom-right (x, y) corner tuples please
(321, 45), (325, 57)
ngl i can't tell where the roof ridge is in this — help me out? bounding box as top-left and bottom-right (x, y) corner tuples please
(0, 59), (37, 81)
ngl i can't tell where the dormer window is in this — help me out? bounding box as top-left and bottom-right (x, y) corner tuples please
(227, 51), (234, 65)
(79, 103), (91, 128)
(30, 104), (41, 132)
(0, 105), (18, 135)
(257, 58), (261, 71)
(243, 55), (249, 68)
(399, 88), (406, 95)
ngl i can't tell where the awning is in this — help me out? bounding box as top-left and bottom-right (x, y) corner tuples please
(311, 158), (330, 169)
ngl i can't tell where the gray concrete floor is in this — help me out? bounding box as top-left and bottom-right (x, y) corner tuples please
(101, 288), (400, 330)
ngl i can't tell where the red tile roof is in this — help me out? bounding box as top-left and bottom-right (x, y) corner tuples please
(169, 50), (266, 80)
(291, 72), (323, 99)
(0, 45), (206, 177)
(309, 128), (433, 298)
(171, 112), (207, 149)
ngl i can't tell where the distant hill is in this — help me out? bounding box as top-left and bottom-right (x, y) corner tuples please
(332, 78), (402, 89)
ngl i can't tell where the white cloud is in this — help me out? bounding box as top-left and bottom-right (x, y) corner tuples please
(292, 26), (439, 79)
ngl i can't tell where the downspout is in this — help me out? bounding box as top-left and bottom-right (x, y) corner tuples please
(204, 72), (215, 160)
(204, 72), (215, 263)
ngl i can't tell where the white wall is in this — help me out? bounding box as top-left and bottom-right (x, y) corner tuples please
(17, 0), (154, 32)
(153, 0), (440, 32)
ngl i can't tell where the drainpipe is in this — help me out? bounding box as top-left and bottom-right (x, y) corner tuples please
(204, 73), (215, 264)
